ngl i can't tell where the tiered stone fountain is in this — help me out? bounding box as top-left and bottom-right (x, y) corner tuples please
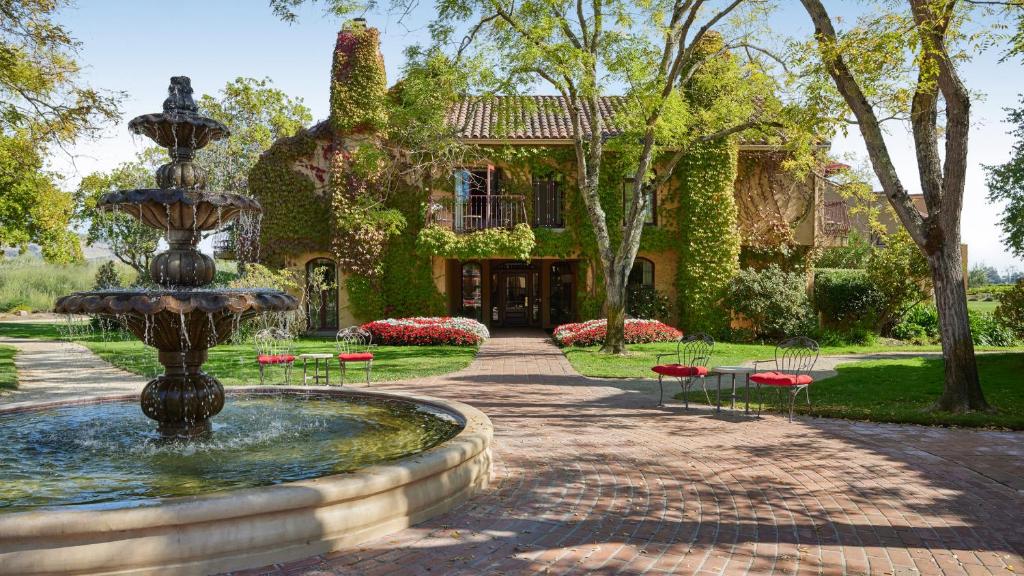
(55, 76), (297, 436)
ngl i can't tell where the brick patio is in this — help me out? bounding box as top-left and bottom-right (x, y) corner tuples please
(240, 330), (1023, 576)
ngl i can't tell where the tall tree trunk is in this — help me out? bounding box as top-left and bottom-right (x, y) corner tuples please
(601, 271), (628, 354)
(928, 242), (989, 412)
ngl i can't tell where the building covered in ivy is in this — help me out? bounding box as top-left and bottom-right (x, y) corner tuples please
(250, 20), (843, 332)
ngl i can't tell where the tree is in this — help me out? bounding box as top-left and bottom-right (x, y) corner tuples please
(275, 0), (806, 352)
(797, 0), (1015, 412)
(0, 0), (121, 260)
(197, 77), (312, 196)
(75, 149), (164, 282)
(986, 98), (1024, 259)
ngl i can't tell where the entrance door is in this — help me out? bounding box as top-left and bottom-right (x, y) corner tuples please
(306, 258), (338, 332)
(503, 271), (529, 326)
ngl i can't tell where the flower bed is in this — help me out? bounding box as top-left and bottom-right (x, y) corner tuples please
(552, 319), (682, 347)
(362, 317), (489, 346)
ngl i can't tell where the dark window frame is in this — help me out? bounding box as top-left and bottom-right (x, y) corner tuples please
(622, 177), (657, 226)
(627, 257), (655, 288)
(532, 172), (564, 228)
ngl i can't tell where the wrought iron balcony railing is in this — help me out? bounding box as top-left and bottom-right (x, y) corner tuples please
(427, 194), (528, 232)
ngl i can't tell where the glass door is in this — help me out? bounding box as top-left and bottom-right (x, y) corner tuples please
(503, 271), (529, 326)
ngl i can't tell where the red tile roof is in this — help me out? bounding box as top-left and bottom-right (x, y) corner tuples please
(446, 95), (626, 141)
(308, 95), (779, 145)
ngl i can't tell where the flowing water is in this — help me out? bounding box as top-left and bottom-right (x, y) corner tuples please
(0, 394), (462, 513)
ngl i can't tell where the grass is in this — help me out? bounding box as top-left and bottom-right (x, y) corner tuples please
(0, 323), (478, 385)
(0, 256), (132, 312)
(563, 340), (1024, 379)
(967, 299), (999, 314)
(682, 353), (1024, 429)
(0, 345), (16, 390)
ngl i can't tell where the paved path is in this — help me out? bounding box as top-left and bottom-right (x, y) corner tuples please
(2, 332), (1020, 575)
(238, 331), (1023, 576)
(0, 337), (144, 408)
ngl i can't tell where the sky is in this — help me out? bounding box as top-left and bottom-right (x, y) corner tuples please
(52, 0), (1023, 272)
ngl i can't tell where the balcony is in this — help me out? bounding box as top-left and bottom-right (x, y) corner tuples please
(427, 194), (528, 232)
(823, 200), (851, 237)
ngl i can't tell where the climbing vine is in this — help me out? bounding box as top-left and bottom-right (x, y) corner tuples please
(417, 223), (535, 260)
(249, 131), (330, 266)
(330, 26), (388, 134)
(674, 140), (740, 334)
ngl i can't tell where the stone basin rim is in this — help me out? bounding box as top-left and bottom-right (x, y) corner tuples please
(0, 386), (491, 535)
(53, 289), (298, 316)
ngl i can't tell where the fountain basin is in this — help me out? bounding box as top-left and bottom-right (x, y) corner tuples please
(0, 388), (492, 576)
(55, 289), (297, 349)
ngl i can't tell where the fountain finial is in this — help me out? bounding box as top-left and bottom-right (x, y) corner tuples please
(163, 76), (199, 114)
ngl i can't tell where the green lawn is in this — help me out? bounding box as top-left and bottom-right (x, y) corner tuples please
(0, 345), (16, 390)
(563, 340), (1024, 379)
(680, 353), (1024, 429)
(0, 322), (478, 385)
(967, 299), (999, 313)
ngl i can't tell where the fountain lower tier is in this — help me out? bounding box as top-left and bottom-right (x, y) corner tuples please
(55, 289), (298, 435)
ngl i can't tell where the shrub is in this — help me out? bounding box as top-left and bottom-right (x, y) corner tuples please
(866, 229), (931, 331)
(362, 317), (489, 346)
(969, 311), (1018, 347)
(813, 268), (880, 327)
(91, 261), (125, 331)
(724, 265), (814, 341)
(995, 279), (1024, 340)
(552, 319), (682, 347)
(891, 304), (939, 344)
(815, 327), (877, 347)
(626, 286), (672, 322)
(93, 261), (123, 289)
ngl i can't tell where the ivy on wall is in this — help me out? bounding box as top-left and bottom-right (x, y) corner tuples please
(417, 223), (535, 260)
(674, 140), (740, 334)
(330, 26), (388, 134)
(248, 131), (331, 267)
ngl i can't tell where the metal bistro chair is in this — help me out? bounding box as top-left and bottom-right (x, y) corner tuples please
(751, 337), (820, 422)
(651, 333), (714, 408)
(254, 328), (296, 385)
(336, 326), (374, 386)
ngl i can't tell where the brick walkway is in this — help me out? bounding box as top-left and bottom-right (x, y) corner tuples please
(235, 331), (1018, 575)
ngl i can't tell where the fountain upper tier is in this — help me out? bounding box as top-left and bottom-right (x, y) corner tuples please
(97, 188), (261, 232)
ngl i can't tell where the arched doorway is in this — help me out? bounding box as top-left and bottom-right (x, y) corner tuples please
(305, 258), (338, 332)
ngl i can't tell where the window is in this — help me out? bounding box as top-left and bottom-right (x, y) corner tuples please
(627, 258), (654, 289)
(460, 262), (482, 321)
(454, 167), (505, 230)
(622, 178), (656, 225)
(305, 258), (338, 331)
(532, 173), (564, 227)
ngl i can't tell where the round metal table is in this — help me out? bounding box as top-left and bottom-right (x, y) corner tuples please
(710, 366), (756, 414)
(299, 353), (334, 385)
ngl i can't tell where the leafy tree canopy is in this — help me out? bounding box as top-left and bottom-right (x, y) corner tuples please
(0, 0), (122, 261)
(74, 148), (165, 282)
(197, 77), (313, 195)
(986, 97), (1024, 259)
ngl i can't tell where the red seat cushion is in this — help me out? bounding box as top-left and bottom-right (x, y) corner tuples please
(338, 352), (374, 362)
(651, 364), (708, 377)
(257, 354), (295, 364)
(750, 371), (813, 386)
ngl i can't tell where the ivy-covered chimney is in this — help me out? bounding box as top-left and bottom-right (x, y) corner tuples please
(330, 19), (387, 134)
